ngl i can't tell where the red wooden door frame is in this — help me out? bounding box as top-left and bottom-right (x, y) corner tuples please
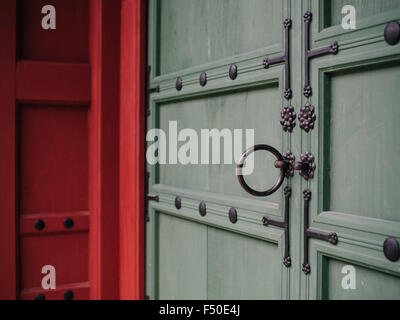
(0, 0), (145, 300)
(119, 0), (146, 300)
(0, 0), (17, 300)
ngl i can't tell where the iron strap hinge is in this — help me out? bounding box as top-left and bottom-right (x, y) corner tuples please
(302, 190), (338, 275)
(146, 65), (160, 117)
(262, 186), (292, 268)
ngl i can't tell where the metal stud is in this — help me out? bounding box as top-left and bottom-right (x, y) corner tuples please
(229, 208), (237, 224)
(64, 290), (74, 300)
(176, 77), (183, 91)
(199, 201), (206, 216)
(384, 21), (400, 46)
(34, 294), (45, 300)
(229, 64), (237, 80)
(383, 237), (400, 262)
(199, 72), (207, 86)
(63, 218), (74, 229)
(175, 196), (182, 210)
(34, 219), (45, 231)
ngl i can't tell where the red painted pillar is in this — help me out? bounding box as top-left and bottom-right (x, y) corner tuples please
(89, 0), (121, 300)
(0, 0), (17, 299)
(119, 0), (146, 300)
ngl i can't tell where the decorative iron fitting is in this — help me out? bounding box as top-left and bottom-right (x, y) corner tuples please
(229, 208), (238, 224)
(199, 201), (207, 217)
(199, 72), (207, 86)
(176, 77), (183, 91)
(280, 106), (296, 133)
(384, 21), (400, 46)
(304, 11), (339, 98)
(262, 186), (292, 268)
(294, 152), (316, 181)
(299, 102), (316, 132)
(383, 237), (400, 262)
(282, 152), (295, 178)
(263, 18), (292, 100)
(175, 196), (182, 210)
(302, 190), (338, 275)
(146, 66), (160, 116)
(229, 64), (238, 80)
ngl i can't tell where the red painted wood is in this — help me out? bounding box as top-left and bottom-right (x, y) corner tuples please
(20, 233), (88, 291)
(119, 0), (146, 300)
(88, 0), (120, 300)
(16, 61), (91, 104)
(19, 0), (89, 63)
(20, 105), (88, 214)
(20, 211), (89, 235)
(0, 0), (17, 299)
(16, 0), (92, 300)
(20, 281), (89, 300)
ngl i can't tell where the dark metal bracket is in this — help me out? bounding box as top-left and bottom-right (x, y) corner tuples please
(303, 11), (339, 98)
(146, 66), (160, 117)
(263, 19), (292, 100)
(262, 187), (292, 267)
(145, 172), (159, 222)
(302, 190), (338, 275)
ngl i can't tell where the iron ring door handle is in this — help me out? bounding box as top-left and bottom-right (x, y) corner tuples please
(236, 144), (290, 197)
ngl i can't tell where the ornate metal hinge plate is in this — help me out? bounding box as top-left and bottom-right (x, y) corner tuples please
(262, 187), (292, 268)
(302, 190), (338, 275)
(145, 66), (160, 117)
(303, 11), (339, 98)
(263, 18), (292, 100)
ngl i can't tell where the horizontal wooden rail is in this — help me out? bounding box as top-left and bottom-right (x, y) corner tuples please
(16, 61), (91, 105)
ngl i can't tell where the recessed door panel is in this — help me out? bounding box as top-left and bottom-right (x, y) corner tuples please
(324, 64), (400, 222)
(157, 0), (283, 75)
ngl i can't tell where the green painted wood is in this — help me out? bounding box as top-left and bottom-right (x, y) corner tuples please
(308, 0), (400, 300)
(207, 227), (281, 300)
(321, 257), (400, 300)
(326, 0), (400, 27)
(158, 0), (283, 75)
(147, 0), (400, 300)
(158, 214), (207, 299)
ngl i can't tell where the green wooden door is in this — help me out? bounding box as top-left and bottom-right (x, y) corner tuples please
(146, 0), (400, 300)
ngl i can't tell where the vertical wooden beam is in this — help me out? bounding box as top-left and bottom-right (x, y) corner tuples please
(0, 0), (17, 299)
(89, 0), (121, 300)
(119, 0), (146, 300)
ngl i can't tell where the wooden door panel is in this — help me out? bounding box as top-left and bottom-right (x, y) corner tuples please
(320, 256), (400, 300)
(158, 214), (207, 300)
(158, 85), (282, 203)
(15, 0), (90, 300)
(19, 0), (89, 63)
(325, 64), (400, 222)
(20, 105), (88, 214)
(207, 227), (282, 300)
(305, 0), (400, 299)
(147, 0), (290, 300)
(157, 0), (284, 76)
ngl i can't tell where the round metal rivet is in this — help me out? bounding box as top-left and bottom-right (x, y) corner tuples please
(64, 290), (74, 300)
(229, 64), (237, 80)
(229, 208), (237, 224)
(34, 219), (45, 231)
(199, 202), (206, 217)
(384, 21), (400, 46)
(34, 294), (45, 300)
(176, 77), (183, 91)
(199, 72), (207, 86)
(175, 196), (182, 210)
(383, 237), (400, 262)
(63, 218), (74, 229)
